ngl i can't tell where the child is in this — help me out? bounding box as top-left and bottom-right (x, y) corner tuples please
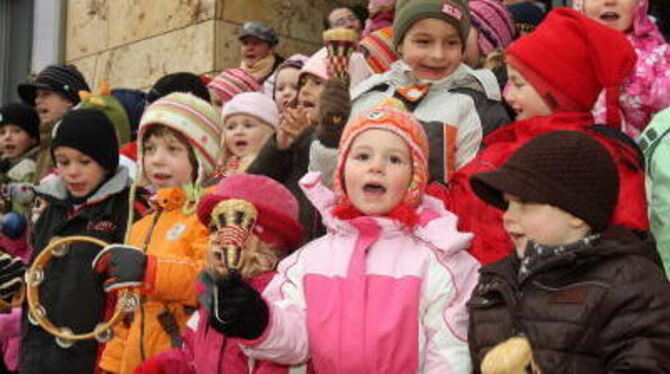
(352, 0), (511, 182)
(363, 0), (396, 35)
(272, 55), (308, 113)
(94, 92), (222, 374)
(214, 92), (279, 178)
(0, 103), (40, 188)
(17, 64), (91, 180)
(133, 174), (303, 373)
(18, 108), (132, 374)
(467, 130), (670, 372)
(444, 8), (647, 265)
(212, 104), (480, 372)
(575, 0), (670, 138)
(639, 108), (670, 276)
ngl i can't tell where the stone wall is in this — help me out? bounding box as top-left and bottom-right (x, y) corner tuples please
(65, 0), (362, 90)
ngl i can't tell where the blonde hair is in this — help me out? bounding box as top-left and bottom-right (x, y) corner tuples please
(206, 233), (283, 279)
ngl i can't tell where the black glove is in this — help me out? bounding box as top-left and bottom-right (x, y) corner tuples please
(92, 244), (146, 292)
(0, 251), (25, 302)
(209, 272), (269, 340)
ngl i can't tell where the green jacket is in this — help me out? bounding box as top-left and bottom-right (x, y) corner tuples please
(639, 108), (670, 277)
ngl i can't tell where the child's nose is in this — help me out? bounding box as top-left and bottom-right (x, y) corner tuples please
(368, 156), (386, 174)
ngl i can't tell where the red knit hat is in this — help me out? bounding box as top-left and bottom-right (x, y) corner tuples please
(207, 68), (261, 103)
(197, 174), (303, 251)
(333, 101), (429, 227)
(505, 8), (636, 128)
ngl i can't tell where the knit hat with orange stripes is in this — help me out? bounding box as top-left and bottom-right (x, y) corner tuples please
(332, 100), (429, 226)
(207, 68), (261, 104)
(139, 92), (222, 182)
(358, 27), (398, 74)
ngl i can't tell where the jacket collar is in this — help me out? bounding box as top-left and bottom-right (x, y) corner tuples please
(36, 166), (131, 204)
(299, 172), (473, 256)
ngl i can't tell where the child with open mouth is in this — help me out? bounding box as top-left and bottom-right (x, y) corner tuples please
(208, 103), (480, 373)
(575, 0), (670, 137)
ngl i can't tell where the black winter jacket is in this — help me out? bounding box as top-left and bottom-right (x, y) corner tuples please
(468, 226), (670, 373)
(20, 168), (132, 374)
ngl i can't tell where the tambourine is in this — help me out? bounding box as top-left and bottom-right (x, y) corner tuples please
(25, 236), (140, 349)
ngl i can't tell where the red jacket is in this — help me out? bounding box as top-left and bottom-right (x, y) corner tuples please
(438, 112), (648, 265)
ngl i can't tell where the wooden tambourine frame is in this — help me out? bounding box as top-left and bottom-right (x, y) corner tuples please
(25, 236), (139, 348)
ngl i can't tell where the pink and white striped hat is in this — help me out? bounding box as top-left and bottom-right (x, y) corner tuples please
(139, 92), (222, 180)
(207, 68), (261, 103)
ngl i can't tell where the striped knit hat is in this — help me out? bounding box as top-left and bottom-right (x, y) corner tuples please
(469, 0), (516, 55)
(207, 68), (261, 103)
(18, 64), (90, 105)
(359, 27), (399, 74)
(333, 100), (429, 225)
(139, 92), (222, 181)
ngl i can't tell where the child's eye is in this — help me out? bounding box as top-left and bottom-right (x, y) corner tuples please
(414, 38), (430, 45)
(244, 122), (256, 129)
(447, 39), (461, 47)
(353, 152), (370, 161)
(144, 145), (155, 152)
(168, 145), (182, 152)
(389, 155), (406, 165)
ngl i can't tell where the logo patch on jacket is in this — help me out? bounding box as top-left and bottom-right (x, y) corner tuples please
(166, 223), (187, 241)
(549, 285), (589, 304)
(87, 220), (117, 233)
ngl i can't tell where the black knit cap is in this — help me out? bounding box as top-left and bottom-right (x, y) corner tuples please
(17, 64), (90, 106)
(470, 131), (619, 232)
(146, 72), (211, 104)
(0, 103), (40, 141)
(51, 108), (119, 174)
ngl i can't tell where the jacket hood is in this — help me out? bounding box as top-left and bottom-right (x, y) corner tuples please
(35, 166), (131, 204)
(299, 171), (473, 256)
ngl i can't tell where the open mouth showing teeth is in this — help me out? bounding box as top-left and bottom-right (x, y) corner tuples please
(363, 183), (386, 195)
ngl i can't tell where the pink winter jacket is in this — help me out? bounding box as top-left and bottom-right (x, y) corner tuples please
(578, 0), (670, 137)
(133, 273), (294, 374)
(241, 172), (481, 373)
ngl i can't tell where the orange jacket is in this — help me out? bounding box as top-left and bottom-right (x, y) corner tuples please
(99, 188), (208, 374)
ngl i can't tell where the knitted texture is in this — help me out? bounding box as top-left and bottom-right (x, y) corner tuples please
(207, 68), (261, 103)
(197, 174), (302, 250)
(469, 0), (516, 55)
(139, 92), (222, 180)
(394, 0), (471, 47)
(0, 103), (40, 141)
(506, 8), (637, 128)
(317, 78), (351, 148)
(221, 92), (279, 128)
(334, 102), (429, 222)
(359, 27), (399, 74)
(18, 64), (90, 105)
(51, 108), (119, 174)
(470, 130), (619, 232)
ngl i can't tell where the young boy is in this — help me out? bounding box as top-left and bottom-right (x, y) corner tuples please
(17, 64), (91, 180)
(93, 92), (222, 374)
(209, 104), (480, 372)
(19, 108), (132, 374)
(352, 0), (511, 183)
(444, 8), (647, 265)
(467, 130), (670, 373)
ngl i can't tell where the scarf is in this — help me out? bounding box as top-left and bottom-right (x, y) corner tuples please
(241, 54), (276, 82)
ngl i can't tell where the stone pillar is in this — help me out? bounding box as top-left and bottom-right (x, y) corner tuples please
(65, 0), (363, 91)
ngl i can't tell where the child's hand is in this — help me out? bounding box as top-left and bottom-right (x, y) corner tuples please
(92, 245), (147, 292)
(209, 272), (269, 339)
(276, 107), (312, 150)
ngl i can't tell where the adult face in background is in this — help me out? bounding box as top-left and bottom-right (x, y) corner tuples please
(327, 7), (364, 34)
(240, 36), (273, 67)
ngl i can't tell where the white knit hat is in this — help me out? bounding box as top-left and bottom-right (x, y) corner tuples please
(139, 92), (222, 181)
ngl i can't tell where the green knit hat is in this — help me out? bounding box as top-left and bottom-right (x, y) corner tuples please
(393, 0), (471, 48)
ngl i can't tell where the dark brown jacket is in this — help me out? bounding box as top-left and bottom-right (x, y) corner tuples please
(468, 226), (670, 373)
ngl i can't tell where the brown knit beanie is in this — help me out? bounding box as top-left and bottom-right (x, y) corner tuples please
(393, 0), (471, 48)
(470, 131), (619, 232)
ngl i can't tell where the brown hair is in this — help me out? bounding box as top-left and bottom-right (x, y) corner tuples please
(141, 125), (199, 181)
